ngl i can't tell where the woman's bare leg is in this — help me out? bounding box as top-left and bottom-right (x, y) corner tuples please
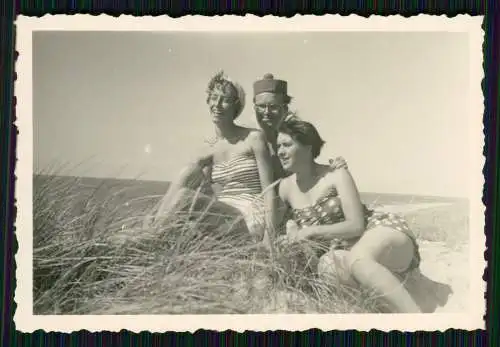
(318, 249), (357, 288)
(346, 226), (421, 313)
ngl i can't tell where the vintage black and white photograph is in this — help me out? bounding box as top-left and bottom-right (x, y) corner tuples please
(15, 15), (485, 332)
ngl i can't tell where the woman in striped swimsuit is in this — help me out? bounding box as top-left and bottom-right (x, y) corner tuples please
(210, 153), (272, 241)
(150, 71), (279, 244)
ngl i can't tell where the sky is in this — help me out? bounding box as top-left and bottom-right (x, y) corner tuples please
(33, 31), (472, 197)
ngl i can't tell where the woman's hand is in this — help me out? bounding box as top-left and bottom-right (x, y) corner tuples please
(287, 230), (304, 243)
(329, 156), (348, 170)
(278, 228), (308, 247)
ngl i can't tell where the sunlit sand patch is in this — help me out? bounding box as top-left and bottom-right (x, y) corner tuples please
(404, 241), (469, 313)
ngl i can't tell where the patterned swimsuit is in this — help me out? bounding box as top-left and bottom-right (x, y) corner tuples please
(291, 187), (421, 272)
(211, 152), (266, 237)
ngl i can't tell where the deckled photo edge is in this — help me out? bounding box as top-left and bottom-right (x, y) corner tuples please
(13, 14), (486, 333)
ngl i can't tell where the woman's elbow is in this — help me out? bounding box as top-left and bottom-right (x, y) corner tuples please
(350, 220), (365, 237)
(176, 164), (202, 187)
(177, 166), (194, 181)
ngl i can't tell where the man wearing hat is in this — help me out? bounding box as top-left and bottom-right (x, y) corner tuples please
(253, 73), (292, 136)
(252, 73), (293, 179)
(252, 73), (347, 180)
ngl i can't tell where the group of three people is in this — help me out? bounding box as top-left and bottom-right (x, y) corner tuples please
(146, 71), (422, 313)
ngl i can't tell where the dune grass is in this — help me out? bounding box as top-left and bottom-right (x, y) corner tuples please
(33, 175), (385, 315)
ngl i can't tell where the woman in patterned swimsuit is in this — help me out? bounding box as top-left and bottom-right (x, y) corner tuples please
(276, 116), (422, 313)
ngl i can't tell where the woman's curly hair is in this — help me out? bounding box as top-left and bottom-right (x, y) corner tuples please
(206, 70), (246, 120)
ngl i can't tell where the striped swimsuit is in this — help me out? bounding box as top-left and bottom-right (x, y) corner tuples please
(211, 152), (266, 237)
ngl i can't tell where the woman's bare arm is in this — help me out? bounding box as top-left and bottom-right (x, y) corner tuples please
(278, 176), (289, 203)
(301, 168), (365, 241)
(151, 150), (214, 225)
(249, 131), (279, 244)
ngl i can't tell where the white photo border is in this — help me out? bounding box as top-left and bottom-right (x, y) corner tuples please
(14, 13), (486, 333)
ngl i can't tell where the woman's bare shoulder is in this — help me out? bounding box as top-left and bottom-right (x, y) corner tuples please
(193, 141), (217, 165)
(246, 129), (270, 154)
(280, 173), (295, 186)
(322, 164), (351, 184)
(246, 128), (266, 142)
(326, 167), (358, 194)
(278, 174), (296, 199)
(244, 126), (263, 133)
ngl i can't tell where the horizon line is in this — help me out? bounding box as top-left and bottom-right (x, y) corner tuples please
(33, 173), (470, 201)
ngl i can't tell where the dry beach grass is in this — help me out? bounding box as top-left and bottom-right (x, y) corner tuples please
(32, 175), (470, 315)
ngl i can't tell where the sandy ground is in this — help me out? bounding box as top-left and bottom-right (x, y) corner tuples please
(409, 241), (469, 313)
(377, 202), (469, 313)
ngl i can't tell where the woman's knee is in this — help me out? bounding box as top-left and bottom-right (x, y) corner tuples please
(347, 226), (415, 273)
(345, 247), (373, 273)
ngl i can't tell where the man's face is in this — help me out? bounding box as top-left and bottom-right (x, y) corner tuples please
(254, 92), (288, 132)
